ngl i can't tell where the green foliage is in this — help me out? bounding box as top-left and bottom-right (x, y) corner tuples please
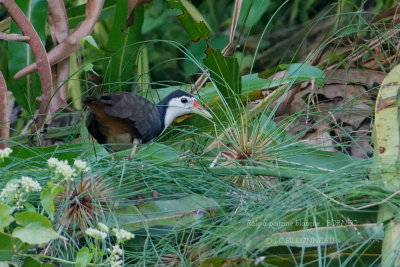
(12, 211), (60, 245)
(2, 0), (400, 265)
(75, 247), (92, 267)
(0, 204), (14, 229)
(204, 47), (242, 105)
(103, 1), (144, 91)
(0, 232), (14, 261)
(168, 0), (212, 41)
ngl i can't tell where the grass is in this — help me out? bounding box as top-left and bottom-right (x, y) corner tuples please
(2, 0), (400, 266)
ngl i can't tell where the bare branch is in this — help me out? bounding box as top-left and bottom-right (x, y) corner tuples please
(0, 0), (53, 131)
(14, 0), (104, 80)
(0, 32), (30, 42)
(48, 0), (70, 110)
(0, 72), (9, 149)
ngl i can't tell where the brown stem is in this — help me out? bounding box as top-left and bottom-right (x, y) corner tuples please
(14, 0), (104, 80)
(48, 0), (70, 110)
(0, 72), (9, 149)
(0, 0), (53, 132)
(0, 31), (30, 42)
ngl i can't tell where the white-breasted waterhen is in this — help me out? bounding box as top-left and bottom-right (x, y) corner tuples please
(83, 90), (212, 159)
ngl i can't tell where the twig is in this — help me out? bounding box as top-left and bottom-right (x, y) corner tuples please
(0, 71), (9, 149)
(0, 32), (29, 42)
(311, 185), (400, 211)
(14, 0), (105, 80)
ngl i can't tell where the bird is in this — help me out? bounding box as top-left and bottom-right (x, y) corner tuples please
(83, 90), (212, 159)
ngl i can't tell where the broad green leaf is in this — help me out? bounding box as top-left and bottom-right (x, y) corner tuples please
(22, 256), (54, 267)
(14, 211), (52, 228)
(136, 143), (180, 163)
(75, 247), (92, 267)
(113, 195), (221, 232)
(103, 0), (144, 91)
(0, 233), (13, 261)
(371, 64), (400, 267)
(238, 0), (271, 30)
(203, 47), (241, 105)
(67, 1), (116, 28)
(168, 0), (212, 41)
(12, 224), (60, 245)
(279, 63), (325, 84)
(0, 204), (14, 229)
(8, 0), (47, 113)
(40, 189), (54, 220)
(208, 148), (360, 179)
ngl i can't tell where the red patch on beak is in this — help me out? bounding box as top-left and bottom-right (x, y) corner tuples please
(193, 99), (198, 108)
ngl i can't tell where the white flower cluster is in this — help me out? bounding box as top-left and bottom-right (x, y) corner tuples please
(0, 176), (42, 209)
(84, 223), (134, 266)
(48, 157), (76, 181)
(110, 244), (123, 267)
(0, 147), (12, 161)
(98, 222), (109, 233)
(20, 176), (42, 192)
(113, 228), (135, 242)
(74, 159), (90, 173)
(85, 227), (107, 240)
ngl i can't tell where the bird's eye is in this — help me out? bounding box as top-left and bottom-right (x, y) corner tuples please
(181, 98), (188, 104)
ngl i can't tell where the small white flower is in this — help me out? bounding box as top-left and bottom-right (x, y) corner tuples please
(47, 157), (59, 169)
(20, 176), (42, 192)
(98, 222), (109, 233)
(85, 227), (107, 240)
(112, 228), (135, 242)
(74, 159), (90, 173)
(110, 245), (123, 267)
(0, 147), (12, 160)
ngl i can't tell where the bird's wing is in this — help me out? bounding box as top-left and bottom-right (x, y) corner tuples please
(99, 92), (162, 142)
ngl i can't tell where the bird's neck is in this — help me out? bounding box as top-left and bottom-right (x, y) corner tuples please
(156, 96), (176, 134)
(156, 105), (167, 132)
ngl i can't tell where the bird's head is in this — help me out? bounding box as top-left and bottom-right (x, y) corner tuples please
(158, 90), (212, 128)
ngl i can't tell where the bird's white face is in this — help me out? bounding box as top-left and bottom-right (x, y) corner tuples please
(163, 95), (212, 129)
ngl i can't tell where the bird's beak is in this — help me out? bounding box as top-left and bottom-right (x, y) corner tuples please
(192, 100), (213, 119)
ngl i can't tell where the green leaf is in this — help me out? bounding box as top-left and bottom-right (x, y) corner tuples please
(113, 195), (221, 232)
(238, 0), (271, 30)
(22, 257), (54, 267)
(203, 47), (241, 105)
(168, 0), (212, 41)
(103, 0), (144, 91)
(12, 224), (60, 245)
(136, 143), (180, 164)
(67, 1), (117, 28)
(0, 233), (13, 261)
(14, 211), (52, 228)
(279, 63), (325, 84)
(8, 0), (48, 113)
(13, 211), (60, 245)
(0, 204), (14, 229)
(40, 189), (54, 220)
(75, 247), (92, 267)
